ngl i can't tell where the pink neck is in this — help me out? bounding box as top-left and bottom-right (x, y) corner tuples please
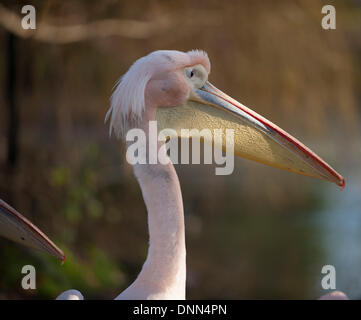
(116, 115), (186, 299)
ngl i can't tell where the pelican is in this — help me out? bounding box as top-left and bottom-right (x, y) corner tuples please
(0, 50), (345, 300)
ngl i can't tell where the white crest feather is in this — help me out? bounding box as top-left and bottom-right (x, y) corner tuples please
(105, 56), (152, 138)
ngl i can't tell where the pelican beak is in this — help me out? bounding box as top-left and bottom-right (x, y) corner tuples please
(156, 81), (345, 188)
(0, 199), (65, 261)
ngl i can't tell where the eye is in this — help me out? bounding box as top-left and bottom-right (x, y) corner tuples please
(184, 65), (207, 88)
(187, 69), (196, 79)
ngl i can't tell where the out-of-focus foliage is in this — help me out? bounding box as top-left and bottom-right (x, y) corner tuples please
(0, 0), (360, 299)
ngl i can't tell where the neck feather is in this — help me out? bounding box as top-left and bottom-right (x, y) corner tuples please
(116, 120), (186, 300)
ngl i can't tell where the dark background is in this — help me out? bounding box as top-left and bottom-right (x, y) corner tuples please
(0, 0), (360, 299)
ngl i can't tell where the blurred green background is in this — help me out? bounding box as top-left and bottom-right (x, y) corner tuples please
(0, 0), (360, 299)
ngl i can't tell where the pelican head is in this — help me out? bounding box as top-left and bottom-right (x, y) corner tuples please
(106, 49), (345, 187)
